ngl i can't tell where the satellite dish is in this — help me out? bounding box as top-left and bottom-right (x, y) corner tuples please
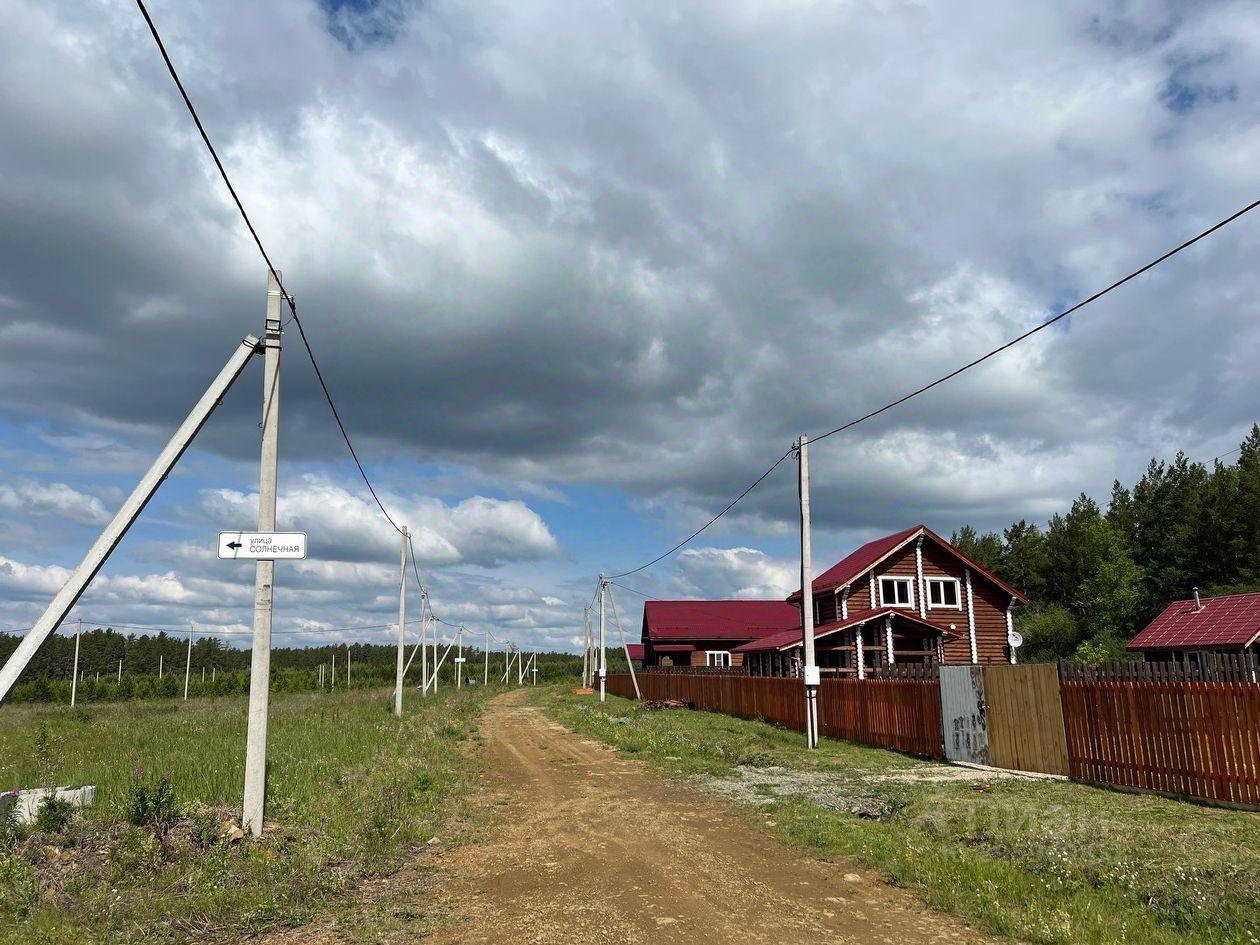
(1007, 630), (1024, 648)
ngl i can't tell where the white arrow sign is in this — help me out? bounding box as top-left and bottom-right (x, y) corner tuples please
(218, 531), (307, 560)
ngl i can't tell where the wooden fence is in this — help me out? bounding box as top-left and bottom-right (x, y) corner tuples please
(818, 679), (943, 758)
(605, 673), (942, 758)
(1061, 654), (1259, 684)
(985, 664), (1070, 776)
(1060, 680), (1260, 806)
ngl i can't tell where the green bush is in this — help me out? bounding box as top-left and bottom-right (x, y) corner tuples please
(32, 795), (74, 834)
(129, 771), (179, 834)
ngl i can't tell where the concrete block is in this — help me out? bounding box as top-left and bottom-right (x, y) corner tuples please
(1, 785), (96, 825)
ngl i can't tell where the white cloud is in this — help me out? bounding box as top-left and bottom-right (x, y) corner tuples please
(0, 481), (111, 526)
(674, 547), (797, 600)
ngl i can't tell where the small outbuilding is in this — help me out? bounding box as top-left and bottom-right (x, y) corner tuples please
(1128, 590), (1260, 662)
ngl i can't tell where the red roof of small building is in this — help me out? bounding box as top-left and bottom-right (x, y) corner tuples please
(643, 600), (801, 642)
(652, 643), (697, 653)
(786, 525), (1027, 604)
(732, 607), (959, 653)
(1128, 592), (1260, 650)
(625, 643), (645, 660)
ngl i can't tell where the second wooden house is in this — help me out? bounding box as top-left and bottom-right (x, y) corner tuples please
(736, 525), (1027, 677)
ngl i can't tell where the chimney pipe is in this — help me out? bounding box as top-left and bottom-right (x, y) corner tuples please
(1193, 587), (1202, 611)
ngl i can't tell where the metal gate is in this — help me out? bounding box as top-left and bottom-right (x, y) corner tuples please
(939, 665), (989, 764)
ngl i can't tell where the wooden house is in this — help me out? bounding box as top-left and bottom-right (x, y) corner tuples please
(736, 525), (1027, 678)
(639, 600), (801, 668)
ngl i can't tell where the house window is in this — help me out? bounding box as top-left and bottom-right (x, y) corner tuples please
(878, 576), (914, 608)
(706, 651), (731, 668)
(927, 577), (962, 609)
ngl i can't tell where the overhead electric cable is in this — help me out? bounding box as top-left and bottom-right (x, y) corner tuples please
(134, 0), (405, 536)
(811, 197), (1260, 445)
(605, 196), (1260, 579)
(606, 446), (795, 579)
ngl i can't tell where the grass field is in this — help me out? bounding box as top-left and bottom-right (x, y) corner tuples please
(538, 688), (1260, 945)
(0, 686), (487, 944)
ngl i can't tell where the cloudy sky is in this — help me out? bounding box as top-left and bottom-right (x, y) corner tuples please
(2, 0), (1259, 655)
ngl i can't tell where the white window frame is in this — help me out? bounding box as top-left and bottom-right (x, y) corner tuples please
(878, 575), (915, 609)
(706, 650), (732, 668)
(926, 576), (962, 610)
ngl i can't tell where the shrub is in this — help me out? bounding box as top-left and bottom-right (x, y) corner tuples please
(129, 771), (179, 834)
(33, 795), (75, 834)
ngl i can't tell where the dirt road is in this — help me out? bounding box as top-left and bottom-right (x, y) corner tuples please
(426, 691), (1001, 944)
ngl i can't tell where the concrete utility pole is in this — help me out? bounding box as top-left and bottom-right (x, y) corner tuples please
(118, 659), (122, 683)
(598, 576), (607, 702)
(243, 271), (284, 838)
(184, 624), (193, 701)
(159, 655), (163, 679)
(456, 626), (464, 689)
(331, 650), (336, 690)
(484, 630), (490, 687)
(346, 642), (351, 688)
(395, 526), (408, 717)
(531, 654), (538, 686)
(797, 434), (820, 750)
(70, 618), (82, 707)
(420, 591), (428, 696)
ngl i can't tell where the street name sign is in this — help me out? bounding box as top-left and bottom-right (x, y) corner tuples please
(218, 531), (307, 560)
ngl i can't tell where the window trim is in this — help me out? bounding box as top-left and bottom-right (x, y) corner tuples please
(926, 576), (963, 610)
(877, 575), (915, 609)
(706, 650), (732, 668)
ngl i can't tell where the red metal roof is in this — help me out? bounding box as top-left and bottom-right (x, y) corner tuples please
(732, 607), (958, 653)
(786, 525), (1027, 604)
(643, 600), (801, 642)
(1128, 593), (1260, 650)
(625, 643), (645, 660)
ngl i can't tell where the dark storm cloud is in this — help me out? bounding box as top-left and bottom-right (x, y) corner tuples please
(2, 0), (1260, 549)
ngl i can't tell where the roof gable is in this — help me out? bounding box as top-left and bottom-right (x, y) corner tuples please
(1128, 592), (1260, 650)
(787, 525), (1027, 604)
(643, 599), (801, 642)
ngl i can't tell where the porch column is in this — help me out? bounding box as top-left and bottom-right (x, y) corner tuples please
(964, 568), (978, 664)
(868, 570), (876, 607)
(840, 587), (849, 620)
(855, 625), (865, 679)
(915, 535), (927, 618)
(885, 615), (895, 664)
(1006, 600), (1017, 664)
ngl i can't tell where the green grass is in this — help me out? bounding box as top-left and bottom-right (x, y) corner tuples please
(0, 686), (486, 944)
(537, 688), (1260, 945)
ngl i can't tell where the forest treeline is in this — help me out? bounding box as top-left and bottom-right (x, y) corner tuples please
(0, 626), (591, 703)
(951, 425), (1260, 663)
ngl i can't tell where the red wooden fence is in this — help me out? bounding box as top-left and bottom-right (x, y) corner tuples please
(605, 673), (943, 759)
(1060, 681), (1260, 806)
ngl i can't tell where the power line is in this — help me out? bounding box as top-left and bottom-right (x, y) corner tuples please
(811, 196), (1260, 445)
(606, 446), (795, 579)
(133, 0), (405, 537)
(605, 195), (1260, 579)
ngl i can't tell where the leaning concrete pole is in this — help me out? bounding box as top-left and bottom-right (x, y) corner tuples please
(0, 335), (261, 706)
(395, 526), (408, 717)
(243, 272), (284, 837)
(797, 434), (819, 750)
(70, 618), (82, 707)
(184, 624), (193, 701)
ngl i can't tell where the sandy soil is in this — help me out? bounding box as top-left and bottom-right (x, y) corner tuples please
(424, 690), (1004, 945)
